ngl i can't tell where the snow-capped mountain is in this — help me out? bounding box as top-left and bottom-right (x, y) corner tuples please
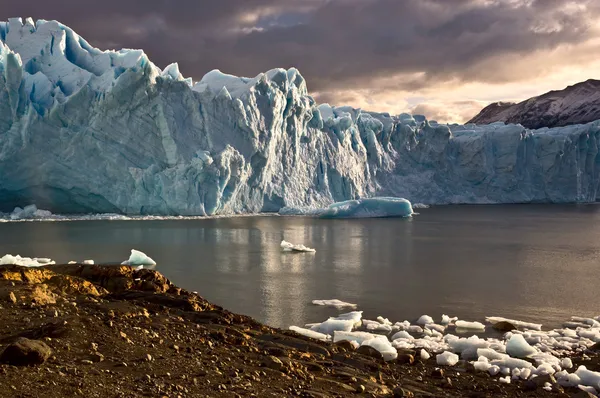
(1, 17), (600, 215)
(468, 79), (600, 129)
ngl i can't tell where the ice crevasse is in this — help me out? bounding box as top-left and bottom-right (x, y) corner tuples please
(1, 17), (600, 216)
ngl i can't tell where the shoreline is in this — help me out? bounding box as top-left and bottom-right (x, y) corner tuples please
(0, 263), (597, 397)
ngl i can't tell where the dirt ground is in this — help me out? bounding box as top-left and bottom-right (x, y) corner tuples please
(0, 263), (596, 398)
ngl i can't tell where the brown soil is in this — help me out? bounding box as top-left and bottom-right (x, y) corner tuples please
(0, 263), (596, 398)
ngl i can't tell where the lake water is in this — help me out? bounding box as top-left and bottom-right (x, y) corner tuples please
(1, 204), (599, 330)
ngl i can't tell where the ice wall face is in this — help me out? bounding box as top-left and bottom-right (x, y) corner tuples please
(1, 18), (599, 215)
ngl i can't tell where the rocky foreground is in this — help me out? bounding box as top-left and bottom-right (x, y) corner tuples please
(0, 264), (597, 398)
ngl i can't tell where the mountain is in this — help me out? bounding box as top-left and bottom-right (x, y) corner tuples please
(468, 80), (600, 129)
(1, 17), (600, 215)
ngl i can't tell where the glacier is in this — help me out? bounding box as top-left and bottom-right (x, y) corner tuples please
(1, 17), (600, 216)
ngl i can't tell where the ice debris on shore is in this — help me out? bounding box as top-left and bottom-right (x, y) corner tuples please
(0, 254), (55, 267)
(121, 249), (157, 266)
(312, 299), (357, 309)
(280, 240), (316, 253)
(279, 197), (413, 219)
(290, 311), (600, 392)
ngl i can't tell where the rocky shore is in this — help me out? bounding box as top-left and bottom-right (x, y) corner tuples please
(0, 264), (597, 397)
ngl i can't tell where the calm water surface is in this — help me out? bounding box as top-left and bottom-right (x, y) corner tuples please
(1, 205), (599, 329)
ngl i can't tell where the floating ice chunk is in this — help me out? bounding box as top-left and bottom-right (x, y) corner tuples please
(377, 316), (392, 325)
(561, 358), (573, 369)
(361, 338), (398, 361)
(506, 334), (537, 358)
(0, 254), (55, 267)
(9, 204), (53, 220)
(455, 320), (485, 331)
(520, 368), (532, 379)
(311, 299), (357, 309)
(447, 335), (490, 357)
(436, 351), (459, 366)
(333, 330), (386, 345)
(498, 376), (511, 384)
(491, 357), (534, 370)
(319, 197), (413, 219)
(82, 260), (94, 265)
(412, 203), (429, 209)
(289, 326), (331, 342)
(420, 349), (430, 360)
(365, 322), (392, 333)
(417, 315), (434, 325)
(575, 366), (600, 389)
(477, 348), (509, 361)
(393, 321), (411, 331)
(391, 331), (413, 341)
(425, 324), (446, 333)
(542, 382), (552, 391)
(557, 373), (582, 387)
(441, 314), (458, 325)
(68, 261), (77, 264)
(280, 240), (316, 253)
(473, 359), (491, 372)
(121, 249), (156, 266)
(407, 325), (424, 334)
(488, 365), (500, 376)
(333, 311), (363, 325)
(485, 316), (542, 331)
(310, 318), (355, 335)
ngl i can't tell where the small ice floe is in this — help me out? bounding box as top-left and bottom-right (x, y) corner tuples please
(412, 203), (430, 209)
(436, 351), (459, 366)
(420, 349), (430, 360)
(0, 254), (55, 267)
(486, 316), (542, 331)
(455, 320), (486, 331)
(280, 240), (316, 253)
(121, 249), (156, 266)
(506, 334), (537, 358)
(311, 299), (357, 309)
(82, 260), (94, 265)
(416, 315), (434, 325)
(68, 261), (77, 264)
(441, 314), (458, 325)
(289, 326), (331, 342)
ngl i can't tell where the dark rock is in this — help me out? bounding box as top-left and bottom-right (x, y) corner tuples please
(431, 368), (444, 378)
(0, 337), (52, 366)
(334, 340), (356, 352)
(572, 391), (597, 398)
(263, 355), (285, 372)
(396, 353), (415, 365)
(356, 345), (384, 361)
(531, 373), (556, 387)
(522, 380), (537, 391)
(589, 342), (600, 351)
(492, 321), (517, 332)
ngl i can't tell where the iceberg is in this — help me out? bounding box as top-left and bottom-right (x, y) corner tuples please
(0, 254), (55, 267)
(2, 18), (600, 216)
(280, 240), (316, 253)
(280, 197), (413, 219)
(121, 249), (156, 266)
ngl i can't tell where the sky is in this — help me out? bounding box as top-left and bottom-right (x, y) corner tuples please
(1, 0), (599, 123)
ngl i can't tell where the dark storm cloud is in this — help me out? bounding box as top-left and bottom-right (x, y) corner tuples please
(0, 0), (597, 93)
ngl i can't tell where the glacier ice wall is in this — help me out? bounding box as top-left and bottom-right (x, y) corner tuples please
(1, 17), (599, 215)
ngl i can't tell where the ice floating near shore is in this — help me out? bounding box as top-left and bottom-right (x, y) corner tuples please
(0, 254), (55, 267)
(280, 240), (316, 253)
(9, 204), (52, 220)
(295, 308), (600, 392)
(289, 326), (331, 342)
(486, 316), (543, 331)
(311, 299), (357, 309)
(455, 320), (486, 331)
(121, 249), (157, 266)
(280, 197), (413, 219)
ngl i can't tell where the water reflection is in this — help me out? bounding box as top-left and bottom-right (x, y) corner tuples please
(1, 205), (600, 329)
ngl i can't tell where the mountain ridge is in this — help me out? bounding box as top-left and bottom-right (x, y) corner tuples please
(468, 79), (600, 129)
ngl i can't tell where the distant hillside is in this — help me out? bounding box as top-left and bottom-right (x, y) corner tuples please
(468, 79), (600, 129)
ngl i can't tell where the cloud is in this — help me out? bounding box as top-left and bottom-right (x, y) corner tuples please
(1, 0), (599, 123)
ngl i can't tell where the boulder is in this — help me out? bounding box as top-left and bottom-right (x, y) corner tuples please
(0, 337), (52, 366)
